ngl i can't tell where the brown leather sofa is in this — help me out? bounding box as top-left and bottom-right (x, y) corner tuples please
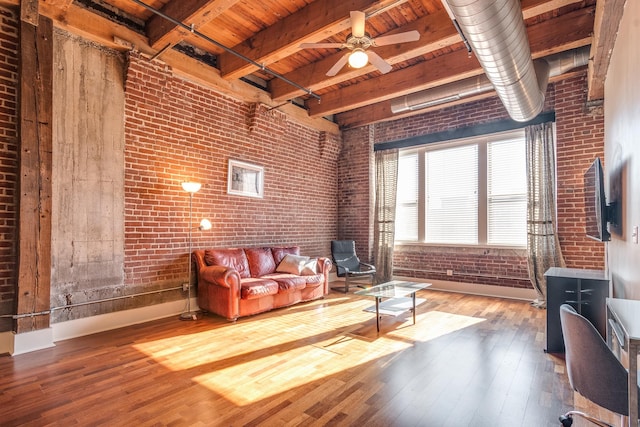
(192, 246), (332, 321)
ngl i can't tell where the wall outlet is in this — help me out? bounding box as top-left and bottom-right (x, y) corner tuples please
(633, 226), (639, 244)
(182, 282), (189, 291)
(446, 269), (453, 276)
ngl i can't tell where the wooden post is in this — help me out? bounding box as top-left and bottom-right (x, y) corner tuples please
(16, 4), (53, 333)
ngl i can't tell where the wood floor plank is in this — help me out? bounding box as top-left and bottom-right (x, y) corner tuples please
(0, 290), (620, 426)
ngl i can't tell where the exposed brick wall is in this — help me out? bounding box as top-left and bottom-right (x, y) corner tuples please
(124, 52), (339, 289)
(373, 96), (516, 144)
(339, 71), (604, 289)
(338, 126), (373, 261)
(555, 74), (606, 269)
(0, 6), (18, 330)
(393, 246), (531, 288)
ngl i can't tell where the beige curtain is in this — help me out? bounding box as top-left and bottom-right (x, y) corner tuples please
(526, 122), (565, 309)
(374, 148), (399, 283)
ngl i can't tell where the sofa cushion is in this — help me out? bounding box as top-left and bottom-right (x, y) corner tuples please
(271, 246), (300, 265)
(240, 277), (279, 299)
(204, 248), (251, 279)
(303, 273), (323, 287)
(245, 247), (276, 277)
(262, 273), (307, 292)
(276, 254), (309, 275)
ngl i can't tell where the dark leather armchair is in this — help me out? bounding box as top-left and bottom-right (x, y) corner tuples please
(330, 240), (376, 293)
(559, 304), (639, 426)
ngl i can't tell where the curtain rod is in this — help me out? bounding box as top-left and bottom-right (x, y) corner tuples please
(130, 0), (321, 101)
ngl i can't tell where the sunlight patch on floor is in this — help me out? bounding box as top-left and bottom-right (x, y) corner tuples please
(133, 298), (485, 406)
(391, 310), (486, 342)
(132, 297), (354, 369)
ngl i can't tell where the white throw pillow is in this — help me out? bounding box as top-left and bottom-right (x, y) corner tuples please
(276, 254), (309, 275)
(301, 258), (318, 275)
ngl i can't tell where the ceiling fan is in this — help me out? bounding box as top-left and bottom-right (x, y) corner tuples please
(299, 11), (420, 76)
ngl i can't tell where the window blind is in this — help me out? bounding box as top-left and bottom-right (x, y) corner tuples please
(487, 137), (527, 246)
(425, 145), (478, 244)
(395, 152), (419, 241)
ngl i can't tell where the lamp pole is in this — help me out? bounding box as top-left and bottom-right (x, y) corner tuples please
(180, 182), (201, 321)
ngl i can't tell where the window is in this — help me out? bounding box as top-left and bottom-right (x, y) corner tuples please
(395, 152), (419, 241)
(395, 130), (527, 247)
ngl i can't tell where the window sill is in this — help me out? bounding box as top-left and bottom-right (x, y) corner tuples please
(394, 241), (527, 252)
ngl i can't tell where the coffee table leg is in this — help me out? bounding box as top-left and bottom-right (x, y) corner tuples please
(376, 297), (380, 332)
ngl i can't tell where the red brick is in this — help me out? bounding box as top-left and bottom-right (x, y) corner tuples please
(0, 7), (17, 305)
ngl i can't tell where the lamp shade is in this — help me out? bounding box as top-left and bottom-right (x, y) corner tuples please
(182, 181), (201, 193)
(348, 49), (368, 69)
(199, 218), (212, 231)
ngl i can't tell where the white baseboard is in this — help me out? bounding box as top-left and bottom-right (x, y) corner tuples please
(53, 298), (195, 342)
(329, 275), (536, 301)
(0, 298), (197, 356)
(393, 276), (537, 301)
(0, 328), (55, 356)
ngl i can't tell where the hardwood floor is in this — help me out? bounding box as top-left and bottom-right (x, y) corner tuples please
(0, 289), (619, 426)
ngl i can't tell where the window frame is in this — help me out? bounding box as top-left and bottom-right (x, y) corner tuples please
(395, 129), (528, 249)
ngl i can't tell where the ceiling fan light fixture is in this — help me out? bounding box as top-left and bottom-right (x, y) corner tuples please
(348, 49), (368, 69)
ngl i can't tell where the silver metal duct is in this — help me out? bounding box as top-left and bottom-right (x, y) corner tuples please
(442, 0), (542, 121)
(391, 46), (590, 115)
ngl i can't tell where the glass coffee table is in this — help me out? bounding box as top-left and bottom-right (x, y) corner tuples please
(355, 280), (431, 332)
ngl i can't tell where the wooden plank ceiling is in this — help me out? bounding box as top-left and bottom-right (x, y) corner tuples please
(14, 0), (625, 128)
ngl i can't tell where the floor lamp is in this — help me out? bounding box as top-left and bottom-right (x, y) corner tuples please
(180, 181), (210, 321)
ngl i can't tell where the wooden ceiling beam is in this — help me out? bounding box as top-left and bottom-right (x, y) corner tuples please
(337, 70), (587, 128)
(271, 0), (585, 102)
(587, 0), (626, 101)
(41, 0), (74, 11)
(35, 2), (151, 52)
(311, 49), (483, 118)
(218, 0), (409, 80)
(308, 6), (594, 118)
(146, 0), (241, 50)
(270, 9), (455, 102)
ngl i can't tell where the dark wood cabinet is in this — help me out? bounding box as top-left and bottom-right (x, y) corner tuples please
(544, 267), (609, 354)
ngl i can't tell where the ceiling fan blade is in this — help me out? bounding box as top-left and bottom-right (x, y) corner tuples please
(326, 53), (350, 76)
(299, 42), (344, 49)
(367, 51), (393, 74)
(350, 11), (366, 38)
(373, 30), (421, 47)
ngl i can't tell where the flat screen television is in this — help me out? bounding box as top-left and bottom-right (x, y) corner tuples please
(584, 157), (610, 242)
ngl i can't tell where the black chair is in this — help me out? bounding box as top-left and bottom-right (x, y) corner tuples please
(558, 304), (639, 427)
(330, 240), (376, 293)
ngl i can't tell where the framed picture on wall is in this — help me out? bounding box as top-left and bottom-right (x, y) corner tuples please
(227, 159), (264, 198)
